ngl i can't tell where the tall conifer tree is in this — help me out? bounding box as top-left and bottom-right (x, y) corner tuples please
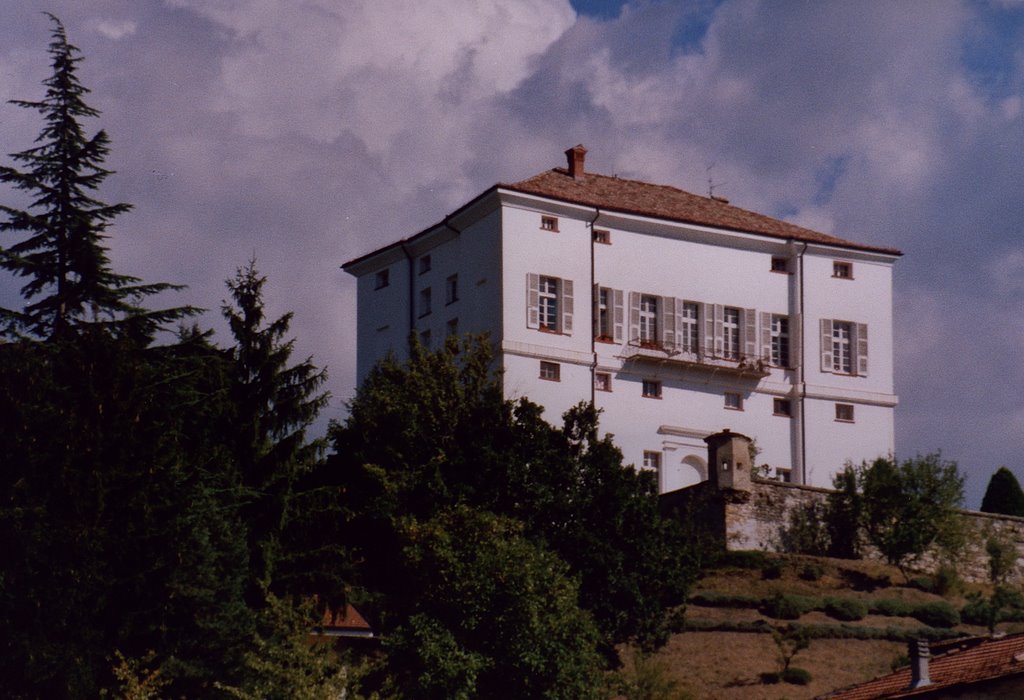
(981, 466), (1024, 517)
(0, 14), (191, 339)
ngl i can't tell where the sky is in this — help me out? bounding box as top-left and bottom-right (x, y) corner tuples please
(2, 0), (1024, 507)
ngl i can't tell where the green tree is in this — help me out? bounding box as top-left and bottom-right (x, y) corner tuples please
(0, 14), (191, 339)
(222, 259), (329, 599)
(981, 467), (1024, 517)
(330, 336), (695, 660)
(381, 507), (603, 699)
(858, 454), (964, 580)
(826, 464), (862, 558)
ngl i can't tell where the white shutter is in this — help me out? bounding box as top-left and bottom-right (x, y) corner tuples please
(675, 298), (685, 348)
(820, 319), (833, 372)
(629, 292), (640, 343)
(613, 289), (624, 342)
(561, 279), (573, 334)
(760, 312), (772, 362)
(702, 302), (715, 356)
(744, 308), (757, 360)
(856, 323), (869, 376)
(791, 313), (801, 367)
(661, 296), (675, 349)
(527, 273), (539, 329)
(714, 304), (724, 356)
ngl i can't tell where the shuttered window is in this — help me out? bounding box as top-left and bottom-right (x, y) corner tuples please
(820, 319), (868, 376)
(526, 273), (574, 334)
(593, 286), (624, 341)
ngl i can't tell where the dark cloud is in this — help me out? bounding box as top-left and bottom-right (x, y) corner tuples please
(3, 0), (1023, 505)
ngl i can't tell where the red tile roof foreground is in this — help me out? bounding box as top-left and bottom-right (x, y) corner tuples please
(320, 603), (371, 631)
(819, 634), (1024, 699)
(504, 167), (902, 256)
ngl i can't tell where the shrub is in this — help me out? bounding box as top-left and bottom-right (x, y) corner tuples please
(933, 565), (962, 596)
(911, 601), (960, 628)
(910, 575), (936, 593)
(688, 592), (762, 609)
(716, 550), (767, 570)
(870, 598), (914, 618)
(824, 597), (868, 622)
(762, 560), (784, 580)
(781, 668), (812, 685)
(961, 594), (995, 627)
(778, 502), (831, 556)
(763, 593), (816, 620)
(759, 672), (780, 684)
(800, 562), (825, 581)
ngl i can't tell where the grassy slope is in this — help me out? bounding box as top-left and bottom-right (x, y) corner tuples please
(625, 554), (1020, 699)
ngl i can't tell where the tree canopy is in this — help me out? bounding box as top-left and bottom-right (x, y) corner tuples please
(0, 14), (192, 339)
(980, 466), (1024, 517)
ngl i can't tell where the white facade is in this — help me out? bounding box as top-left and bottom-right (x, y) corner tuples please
(344, 148), (900, 490)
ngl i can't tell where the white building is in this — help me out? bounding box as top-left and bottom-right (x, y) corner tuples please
(342, 146), (900, 490)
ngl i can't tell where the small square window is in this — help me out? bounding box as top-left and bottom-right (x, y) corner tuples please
(771, 257), (789, 273)
(420, 329), (431, 348)
(595, 372), (612, 392)
(418, 287), (432, 317)
(446, 318), (458, 337)
(374, 269), (390, 289)
(775, 468), (792, 483)
(593, 229), (611, 244)
(539, 361), (560, 381)
(445, 274), (458, 305)
(773, 398), (792, 417)
(540, 215), (559, 231)
(724, 392), (743, 410)
(835, 403), (855, 422)
(643, 451), (662, 471)
(642, 379), (662, 399)
(419, 255), (432, 274)
(833, 261), (853, 279)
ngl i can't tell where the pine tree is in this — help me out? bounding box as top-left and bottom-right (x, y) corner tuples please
(0, 14), (192, 339)
(981, 467), (1024, 517)
(222, 259), (329, 598)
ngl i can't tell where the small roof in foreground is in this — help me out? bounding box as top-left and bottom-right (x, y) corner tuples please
(819, 634), (1024, 699)
(503, 163), (900, 256)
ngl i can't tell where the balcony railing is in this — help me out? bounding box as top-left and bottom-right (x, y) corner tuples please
(618, 337), (771, 378)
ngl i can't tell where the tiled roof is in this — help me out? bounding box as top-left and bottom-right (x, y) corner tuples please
(503, 167), (901, 256)
(320, 603), (372, 631)
(819, 634), (1024, 699)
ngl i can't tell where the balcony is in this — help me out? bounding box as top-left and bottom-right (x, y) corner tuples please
(618, 338), (771, 378)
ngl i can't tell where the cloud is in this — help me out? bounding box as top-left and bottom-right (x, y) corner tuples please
(91, 18), (137, 40)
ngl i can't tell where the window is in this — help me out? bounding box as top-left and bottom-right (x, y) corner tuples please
(773, 398), (792, 417)
(639, 295), (659, 345)
(832, 321), (852, 374)
(594, 287), (624, 341)
(775, 468), (792, 483)
(724, 392), (743, 410)
(680, 302), (699, 354)
(722, 307), (740, 360)
(594, 372), (612, 392)
(821, 319), (868, 376)
(374, 269), (390, 289)
(527, 274), (573, 334)
(418, 287), (432, 317)
(419, 329), (431, 348)
(833, 261), (853, 279)
(835, 403), (855, 422)
(446, 318), (458, 337)
(642, 379), (662, 399)
(419, 255), (431, 274)
(593, 228), (611, 244)
(541, 215), (559, 231)
(445, 274), (458, 305)
(539, 361), (560, 381)
(771, 257), (789, 273)
(643, 451), (661, 471)
(771, 315), (790, 367)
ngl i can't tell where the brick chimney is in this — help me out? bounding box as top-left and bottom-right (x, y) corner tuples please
(909, 639), (931, 689)
(565, 144), (587, 180)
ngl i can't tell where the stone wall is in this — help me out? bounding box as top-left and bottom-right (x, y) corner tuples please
(714, 478), (1024, 583)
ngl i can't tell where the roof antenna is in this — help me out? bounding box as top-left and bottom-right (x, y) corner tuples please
(706, 162), (727, 199)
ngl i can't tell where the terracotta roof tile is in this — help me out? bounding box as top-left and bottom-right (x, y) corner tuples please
(320, 603), (371, 631)
(503, 167), (901, 256)
(819, 634), (1024, 699)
